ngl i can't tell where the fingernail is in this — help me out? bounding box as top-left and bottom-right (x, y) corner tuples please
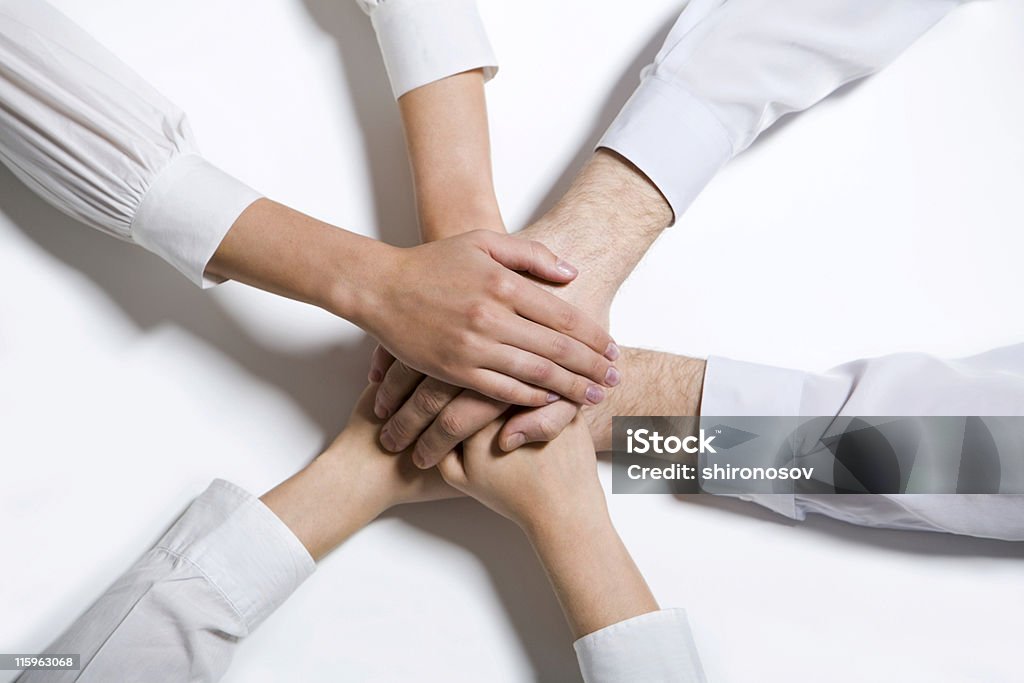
(380, 428), (396, 452)
(374, 402), (389, 420)
(604, 342), (620, 361)
(412, 449), (428, 469)
(585, 385), (605, 404)
(505, 432), (526, 450)
(605, 366), (621, 387)
(368, 369), (383, 383)
(546, 391), (560, 403)
(555, 259), (578, 278)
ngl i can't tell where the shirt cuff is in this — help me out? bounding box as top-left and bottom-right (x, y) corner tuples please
(154, 479), (315, 634)
(700, 356), (807, 417)
(598, 75), (732, 223)
(700, 356), (809, 520)
(369, 0), (498, 98)
(130, 155), (261, 288)
(573, 608), (706, 683)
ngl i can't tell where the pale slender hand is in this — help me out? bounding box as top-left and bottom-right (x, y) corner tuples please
(360, 229), (620, 407)
(435, 417), (658, 639)
(260, 384), (459, 561)
(208, 201), (618, 411)
(435, 417), (605, 531)
(369, 239), (611, 468)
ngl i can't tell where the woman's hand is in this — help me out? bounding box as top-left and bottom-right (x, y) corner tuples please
(260, 384), (458, 561)
(435, 416), (605, 533)
(357, 230), (620, 408)
(436, 417), (658, 639)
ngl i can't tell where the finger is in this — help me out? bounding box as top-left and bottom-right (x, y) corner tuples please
(469, 368), (563, 407)
(436, 451), (469, 490)
(486, 346), (607, 407)
(483, 233), (578, 284)
(380, 377), (461, 452)
(513, 286), (618, 361)
(499, 400), (579, 450)
(412, 392), (507, 468)
(375, 359), (425, 420)
(497, 316), (620, 388)
(368, 345), (396, 383)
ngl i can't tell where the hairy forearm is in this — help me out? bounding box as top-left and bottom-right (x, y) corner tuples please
(527, 508), (659, 639)
(520, 149), (672, 303)
(398, 70), (504, 241)
(584, 347), (707, 451)
(206, 198), (388, 325)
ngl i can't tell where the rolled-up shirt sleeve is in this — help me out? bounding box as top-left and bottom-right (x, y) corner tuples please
(0, 0), (261, 287)
(355, 0), (497, 98)
(599, 0), (966, 221)
(573, 608), (706, 683)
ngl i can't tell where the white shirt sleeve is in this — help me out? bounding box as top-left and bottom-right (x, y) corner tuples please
(0, 0), (261, 287)
(355, 0), (498, 98)
(701, 345), (1024, 541)
(573, 608), (706, 683)
(599, 0), (965, 220)
(20, 480), (314, 683)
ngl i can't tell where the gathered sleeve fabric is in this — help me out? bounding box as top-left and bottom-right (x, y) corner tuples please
(0, 0), (261, 287)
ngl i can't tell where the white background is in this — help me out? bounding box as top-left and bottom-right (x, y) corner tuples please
(2, 1), (1023, 681)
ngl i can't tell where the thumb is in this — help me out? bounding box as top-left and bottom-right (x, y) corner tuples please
(436, 451), (469, 491)
(486, 234), (578, 284)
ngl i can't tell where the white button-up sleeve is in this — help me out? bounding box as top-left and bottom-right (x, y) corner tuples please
(355, 0), (498, 99)
(599, 0), (966, 220)
(21, 480), (314, 683)
(0, 0), (261, 287)
(573, 608), (706, 683)
(700, 345), (1024, 541)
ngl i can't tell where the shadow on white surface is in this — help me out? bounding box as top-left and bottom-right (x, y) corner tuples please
(386, 499), (585, 682)
(677, 493), (1024, 560)
(524, 13), (680, 227)
(300, 0), (422, 249)
(0, 164), (373, 439)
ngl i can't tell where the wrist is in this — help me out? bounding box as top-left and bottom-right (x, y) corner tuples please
(419, 191), (505, 241)
(518, 150), (671, 311)
(311, 438), (393, 525)
(324, 237), (402, 329)
(522, 496), (612, 552)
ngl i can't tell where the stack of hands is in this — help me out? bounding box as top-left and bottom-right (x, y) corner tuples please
(264, 383), (660, 645)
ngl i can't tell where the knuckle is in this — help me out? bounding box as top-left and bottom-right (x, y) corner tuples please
(437, 409), (466, 440)
(528, 240), (542, 263)
(375, 383), (395, 407)
(387, 415), (410, 440)
(559, 306), (579, 332)
(466, 302), (492, 330)
(568, 375), (587, 401)
(549, 334), (571, 359)
(534, 414), (559, 440)
(453, 328), (477, 352)
(413, 386), (446, 415)
(488, 272), (518, 301)
(528, 360), (553, 383)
